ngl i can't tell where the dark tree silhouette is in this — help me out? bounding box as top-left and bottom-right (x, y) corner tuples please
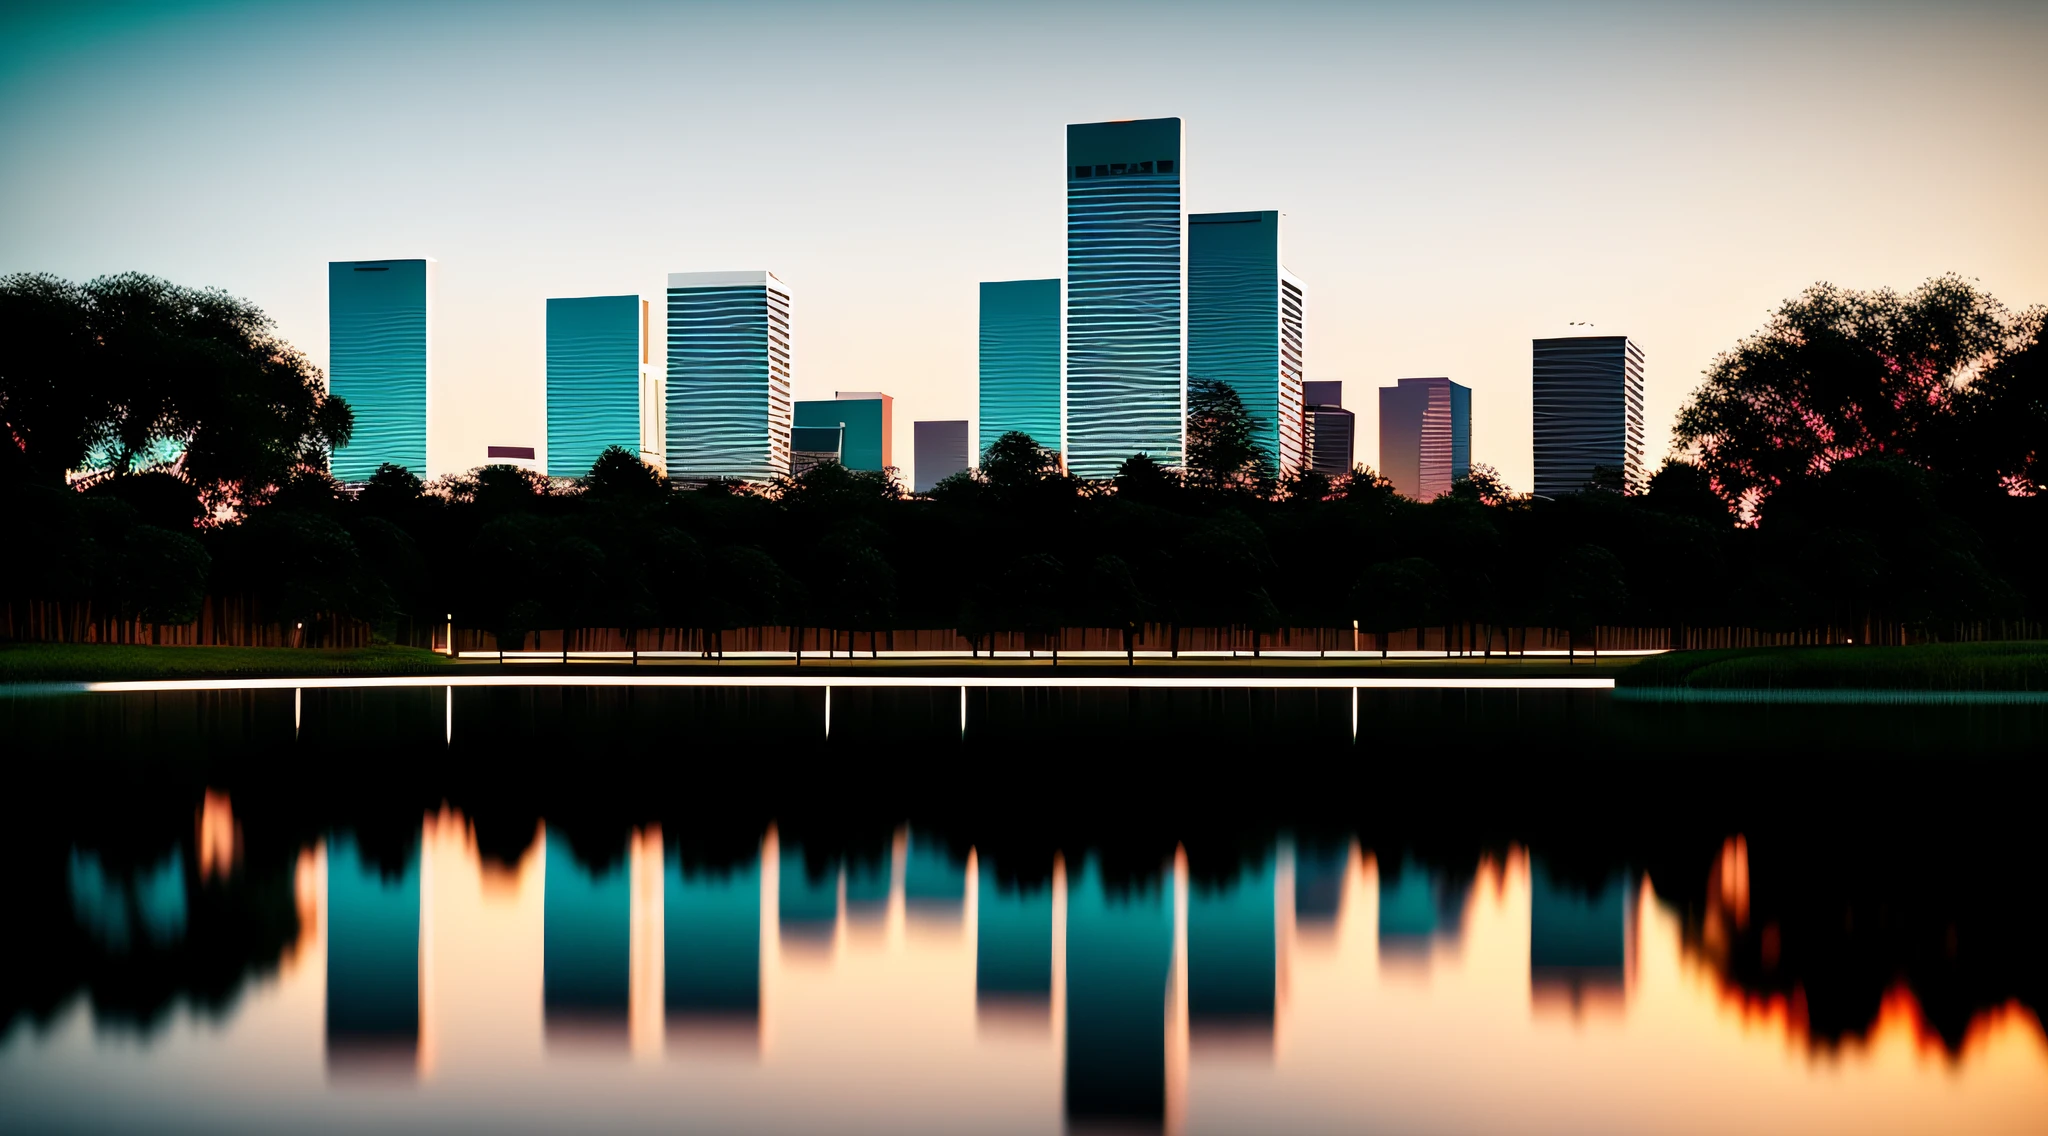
(1675, 275), (2023, 517)
(1185, 377), (1274, 494)
(0, 272), (351, 507)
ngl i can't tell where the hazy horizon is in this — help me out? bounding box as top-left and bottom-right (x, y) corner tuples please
(4, 0), (2044, 489)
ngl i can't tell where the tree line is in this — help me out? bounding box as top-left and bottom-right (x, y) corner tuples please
(2, 270), (2042, 651)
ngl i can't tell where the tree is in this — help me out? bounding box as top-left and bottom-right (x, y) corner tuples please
(1185, 377), (1273, 494)
(115, 526), (209, 636)
(1085, 555), (1147, 665)
(1950, 307), (2047, 497)
(709, 546), (800, 658)
(1113, 452), (1180, 504)
(358, 462), (427, 515)
(0, 272), (352, 507)
(1674, 275), (2016, 518)
(580, 445), (667, 503)
(1347, 559), (1445, 657)
(1546, 544), (1628, 661)
(1448, 463), (1514, 507)
(999, 553), (1068, 663)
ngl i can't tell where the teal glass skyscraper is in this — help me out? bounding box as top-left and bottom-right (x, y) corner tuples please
(666, 271), (791, 483)
(1065, 118), (1184, 479)
(546, 294), (656, 478)
(1189, 211), (1306, 473)
(328, 258), (430, 482)
(978, 278), (1061, 458)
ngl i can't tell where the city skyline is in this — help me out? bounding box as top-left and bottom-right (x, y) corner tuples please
(4, 2), (2044, 492)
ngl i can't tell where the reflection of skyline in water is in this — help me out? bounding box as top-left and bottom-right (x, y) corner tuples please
(6, 794), (2044, 1134)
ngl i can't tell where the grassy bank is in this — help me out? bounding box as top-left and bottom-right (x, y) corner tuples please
(1618, 642), (2048, 691)
(0, 642), (455, 683)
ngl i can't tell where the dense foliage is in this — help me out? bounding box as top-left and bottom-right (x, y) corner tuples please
(1677, 274), (2046, 516)
(4, 272), (2044, 645)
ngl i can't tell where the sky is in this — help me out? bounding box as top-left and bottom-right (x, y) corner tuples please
(3, 0), (2045, 489)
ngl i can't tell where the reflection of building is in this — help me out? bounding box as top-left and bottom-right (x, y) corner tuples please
(1065, 857), (1175, 1130)
(1066, 118), (1185, 479)
(904, 831), (966, 916)
(913, 420), (970, 494)
(547, 294), (660, 478)
(788, 425), (844, 477)
(1532, 334), (1645, 496)
(979, 278), (1062, 458)
(1379, 377), (1471, 501)
(794, 392), (892, 473)
(544, 829), (630, 1047)
(977, 865), (1053, 1018)
(1301, 380), (1353, 479)
(666, 846), (761, 1042)
(1188, 853), (1278, 1048)
(1530, 861), (1630, 1015)
(665, 270), (792, 484)
(326, 834), (420, 1076)
(778, 844), (839, 944)
(1377, 857), (1469, 962)
(329, 258), (431, 482)
(1189, 210), (1307, 473)
(1294, 840), (1349, 928)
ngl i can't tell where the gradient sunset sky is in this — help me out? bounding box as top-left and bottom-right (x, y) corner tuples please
(3, 0), (2044, 488)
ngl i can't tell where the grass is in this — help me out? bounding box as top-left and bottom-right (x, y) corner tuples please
(0, 642), (455, 683)
(1617, 641), (2048, 691)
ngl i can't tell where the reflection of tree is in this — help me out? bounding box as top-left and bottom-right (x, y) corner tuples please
(3, 831), (303, 1040)
(1662, 831), (2046, 1055)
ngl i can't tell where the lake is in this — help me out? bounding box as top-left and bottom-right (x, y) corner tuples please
(3, 681), (2044, 1134)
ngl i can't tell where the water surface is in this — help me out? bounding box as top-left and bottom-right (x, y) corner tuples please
(3, 684), (2043, 1134)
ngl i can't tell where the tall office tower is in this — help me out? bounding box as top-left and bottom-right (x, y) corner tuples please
(1066, 117), (1184, 479)
(665, 271), (792, 483)
(1378, 377), (1471, 501)
(793, 391), (892, 472)
(913, 420), (969, 493)
(546, 295), (659, 479)
(329, 258), (431, 482)
(1189, 210), (1306, 473)
(1302, 380), (1354, 478)
(978, 279), (1062, 458)
(1532, 335), (1645, 496)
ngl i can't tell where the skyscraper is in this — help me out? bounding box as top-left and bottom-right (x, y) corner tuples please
(1066, 117), (1184, 479)
(793, 391), (892, 472)
(666, 271), (791, 483)
(1303, 380), (1354, 478)
(328, 258), (431, 482)
(978, 279), (1061, 459)
(1378, 377), (1471, 501)
(1189, 210), (1306, 473)
(546, 294), (658, 479)
(913, 420), (969, 493)
(1532, 335), (1645, 496)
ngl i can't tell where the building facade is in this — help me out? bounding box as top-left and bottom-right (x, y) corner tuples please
(1532, 335), (1645, 496)
(1189, 210), (1306, 474)
(329, 258), (431, 482)
(788, 425), (844, 477)
(978, 279), (1062, 460)
(546, 294), (659, 479)
(1379, 377), (1471, 501)
(913, 420), (970, 493)
(1065, 117), (1185, 479)
(1302, 380), (1354, 478)
(665, 271), (791, 484)
(792, 392), (892, 473)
